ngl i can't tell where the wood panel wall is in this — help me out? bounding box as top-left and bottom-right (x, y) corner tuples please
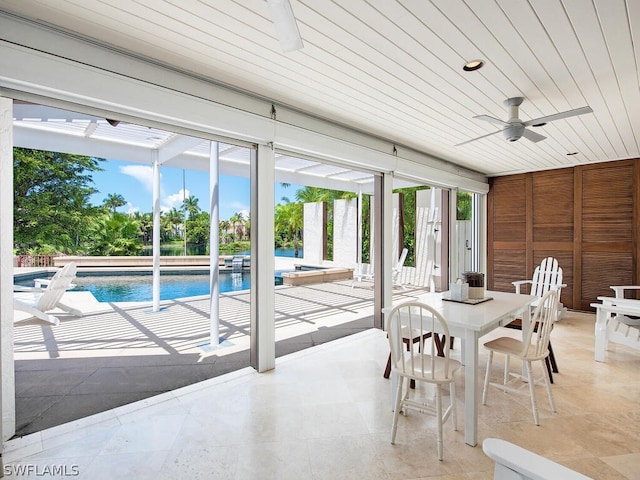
(487, 158), (640, 311)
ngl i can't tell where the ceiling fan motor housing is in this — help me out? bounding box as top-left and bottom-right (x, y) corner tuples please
(503, 123), (524, 142)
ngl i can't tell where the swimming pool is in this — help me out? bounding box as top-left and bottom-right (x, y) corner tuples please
(66, 271), (253, 302)
(15, 266), (324, 303)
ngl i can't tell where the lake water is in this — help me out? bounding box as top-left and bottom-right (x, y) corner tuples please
(142, 246), (303, 258)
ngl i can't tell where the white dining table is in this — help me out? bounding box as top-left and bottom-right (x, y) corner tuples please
(389, 290), (536, 447)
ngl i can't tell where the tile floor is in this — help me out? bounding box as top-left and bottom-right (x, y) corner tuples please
(3, 310), (640, 479)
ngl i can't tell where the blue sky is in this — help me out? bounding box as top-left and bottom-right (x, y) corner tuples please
(89, 159), (300, 220)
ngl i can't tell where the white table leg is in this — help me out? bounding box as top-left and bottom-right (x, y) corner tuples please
(594, 308), (608, 362)
(463, 330), (479, 446)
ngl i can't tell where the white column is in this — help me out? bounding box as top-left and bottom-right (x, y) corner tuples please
(0, 97), (16, 440)
(250, 144), (275, 372)
(357, 188), (363, 269)
(209, 142), (220, 345)
(382, 172), (394, 310)
(449, 188), (459, 284)
(152, 152), (161, 312)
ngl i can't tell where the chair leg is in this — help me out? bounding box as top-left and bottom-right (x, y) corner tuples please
(544, 356), (554, 384)
(541, 359), (556, 414)
(384, 354), (392, 379)
(548, 342), (558, 373)
(449, 381), (458, 431)
(482, 350), (493, 405)
(390, 377), (404, 444)
(435, 384), (443, 461)
(525, 361), (539, 425)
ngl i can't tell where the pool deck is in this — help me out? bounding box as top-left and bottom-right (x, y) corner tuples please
(12, 271), (423, 438)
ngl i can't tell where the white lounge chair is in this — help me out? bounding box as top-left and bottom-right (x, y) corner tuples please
(392, 247), (408, 290)
(14, 262), (79, 325)
(352, 247), (408, 289)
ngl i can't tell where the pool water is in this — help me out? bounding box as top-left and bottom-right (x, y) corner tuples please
(15, 266), (316, 303)
(67, 271), (263, 303)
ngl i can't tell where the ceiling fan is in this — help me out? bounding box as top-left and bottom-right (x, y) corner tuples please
(266, 0), (304, 52)
(456, 97), (593, 146)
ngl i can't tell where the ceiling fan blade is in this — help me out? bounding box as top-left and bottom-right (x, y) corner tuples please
(267, 0), (304, 52)
(523, 106), (593, 126)
(455, 129), (502, 146)
(473, 114), (509, 127)
(522, 128), (547, 143)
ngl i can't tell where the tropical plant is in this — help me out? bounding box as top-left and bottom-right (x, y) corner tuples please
(86, 212), (143, 255)
(182, 195), (201, 219)
(103, 193), (126, 213)
(13, 148), (104, 254)
(229, 212), (246, 242)
(186, 211), (210, 245)
(457, 191), (473, 220)
(163, 207), (184, 241)
(274, 198), (303, 257)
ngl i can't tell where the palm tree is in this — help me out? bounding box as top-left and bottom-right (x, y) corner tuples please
(219, 219), (231, 244)
(275, 199), (303, 257)
(229, 212), (245, 242)
(103, 193), (126, 213)
(163, 207), (184, 240)
(182, 195), (201, 219)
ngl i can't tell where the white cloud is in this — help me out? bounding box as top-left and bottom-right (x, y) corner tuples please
(161, 188), (190, 213)
(126, 202), (140, 215)
(119, 164), (155, 192)
(222, 201), (250, 219)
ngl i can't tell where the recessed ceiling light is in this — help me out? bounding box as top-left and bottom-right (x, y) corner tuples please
(566, 152), (579, 156)
(463, 59), (484, 72)
(531, 122), (547, 127)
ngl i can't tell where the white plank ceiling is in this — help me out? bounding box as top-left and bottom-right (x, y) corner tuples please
(1, 0), (638, 177)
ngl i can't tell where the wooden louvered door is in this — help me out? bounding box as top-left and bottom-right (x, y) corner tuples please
(576, 160), (638, 310)
(487, 159), (639, 312)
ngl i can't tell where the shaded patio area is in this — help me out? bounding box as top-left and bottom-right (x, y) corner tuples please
(13, 280), (421, 437)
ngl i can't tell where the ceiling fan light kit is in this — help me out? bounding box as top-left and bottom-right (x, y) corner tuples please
(456, 96), (593, 146)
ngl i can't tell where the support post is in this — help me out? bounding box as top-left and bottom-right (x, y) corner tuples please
(0, 96), (15, 442)
(152, 153), (161, 312)
(209, 142), (220, 345)
(250, 144), (275, 372)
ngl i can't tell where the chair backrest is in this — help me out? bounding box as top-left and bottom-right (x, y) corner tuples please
(36, 262), (77, 312)
(530, 257), (563, 299)
(387, 301), (454, 381)
(523, 289), (559, 360)
(392, 248), (408, 280)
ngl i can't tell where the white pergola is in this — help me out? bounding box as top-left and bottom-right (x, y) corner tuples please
(13, 103), (423, 346)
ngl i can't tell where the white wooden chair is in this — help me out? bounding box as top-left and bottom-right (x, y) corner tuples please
(352, 247), (408, 289)
(609, 285), (640, 325)
(391, 247), (408, 290)
(483, 438), (593, 480)
(14, 262), (79, 325)
(510, 257), (566, 380)
(512, 257), (566, 318)
(591, 285), (640, 362)
(482, 289), (559, 426)
(387, 301), (460, 460)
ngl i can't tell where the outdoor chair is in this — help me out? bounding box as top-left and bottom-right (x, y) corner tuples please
(482, 289), (559, 426)
(483, 438), (593, 480)
(352, 247), (408, 289)
(14, 262), (79, 325)
(609, 285), (640, 325)
(387, 301), (460, 460)
(509, 257), (566, 381)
